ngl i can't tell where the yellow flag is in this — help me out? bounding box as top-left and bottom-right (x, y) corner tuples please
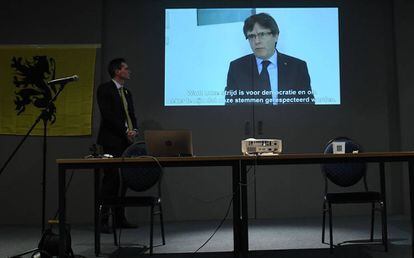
(0, 45), (97, 136)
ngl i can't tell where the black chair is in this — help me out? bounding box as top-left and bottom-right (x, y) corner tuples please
(321, 137), (387, 252)
(97, 142), (166, 255)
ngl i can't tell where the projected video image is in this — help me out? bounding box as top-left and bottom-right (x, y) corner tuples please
(165, 8), (340, 106)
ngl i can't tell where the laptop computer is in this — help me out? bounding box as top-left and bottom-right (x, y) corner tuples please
(144, 130), (194, 157)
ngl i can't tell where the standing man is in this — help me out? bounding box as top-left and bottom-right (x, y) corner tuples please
(97, 58), (138, 232)
(225, 13), (314, 105)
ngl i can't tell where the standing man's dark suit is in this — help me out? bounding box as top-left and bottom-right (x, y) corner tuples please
(225, 52), (314, 105)
(97, 80), (137, 155)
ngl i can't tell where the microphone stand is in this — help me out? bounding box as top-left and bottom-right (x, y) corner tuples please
(0, 81), (70, 257)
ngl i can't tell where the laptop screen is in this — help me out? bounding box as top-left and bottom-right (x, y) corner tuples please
(144, 130), (194, 157)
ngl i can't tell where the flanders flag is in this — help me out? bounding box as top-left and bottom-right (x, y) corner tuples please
(0, 45), (97, 136)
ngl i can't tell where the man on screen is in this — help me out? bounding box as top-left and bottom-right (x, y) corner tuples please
(225, 13), (314, 105)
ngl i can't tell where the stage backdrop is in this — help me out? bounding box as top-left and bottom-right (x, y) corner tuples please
(0, 45), (97, 136)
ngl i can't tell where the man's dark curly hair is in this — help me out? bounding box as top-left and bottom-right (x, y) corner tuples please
(243, 13), (279, 39)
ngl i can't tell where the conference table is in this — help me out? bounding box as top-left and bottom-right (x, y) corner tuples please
(57, 152), (414, 257)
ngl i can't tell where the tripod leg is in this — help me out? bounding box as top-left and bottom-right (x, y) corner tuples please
(42, 118), (47, 233)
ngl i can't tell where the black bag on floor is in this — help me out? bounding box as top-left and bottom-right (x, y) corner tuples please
(32, 224), (74, 258)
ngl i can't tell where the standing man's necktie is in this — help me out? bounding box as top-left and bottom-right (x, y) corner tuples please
(119, 87), (133, 131)
(259, 60), (271, 91)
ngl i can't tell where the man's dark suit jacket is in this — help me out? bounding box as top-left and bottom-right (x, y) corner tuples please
(225, 51), (314, 105)
(97, 80), (138, 156)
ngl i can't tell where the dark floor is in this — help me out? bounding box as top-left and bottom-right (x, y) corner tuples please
(0, 215), (411, 258)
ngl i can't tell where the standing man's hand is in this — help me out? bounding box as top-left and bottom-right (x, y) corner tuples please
(127, 129), (137, 143)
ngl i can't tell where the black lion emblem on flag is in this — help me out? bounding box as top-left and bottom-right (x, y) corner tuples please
(11, 55), (59, 123)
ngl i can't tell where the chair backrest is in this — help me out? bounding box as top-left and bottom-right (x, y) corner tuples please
(321, 137), (367, 188)
(121, 142), (162, 192)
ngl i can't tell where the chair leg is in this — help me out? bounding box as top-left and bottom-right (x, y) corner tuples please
(328, 203), (333, 254)
(380, 202), (388, 252)
(112, 210), (118, 246)
(322, 201), (326, 243)
(96, 205), (103, 256)
(159, 203), (166, 245)
(149, 205), (154, 255)
(370, 202), (375, 241)
(149, 205), (155, 255)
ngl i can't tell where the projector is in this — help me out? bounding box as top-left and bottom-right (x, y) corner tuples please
(241, 138), (282, 155)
